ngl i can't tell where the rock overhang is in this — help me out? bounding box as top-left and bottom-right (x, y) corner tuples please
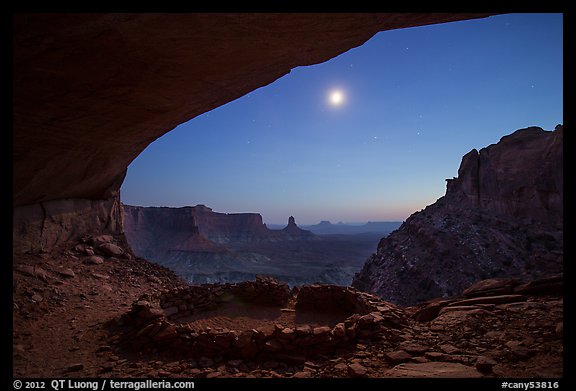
(13, 13), (497, 207)
(12, 13), (500, 253)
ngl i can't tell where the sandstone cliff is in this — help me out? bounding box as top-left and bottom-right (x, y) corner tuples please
(352, 126), (563, 306)
(123, 205), (322, 284)
(123, 204), (275, 256)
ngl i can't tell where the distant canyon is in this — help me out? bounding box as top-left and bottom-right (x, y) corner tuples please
(123, 204), (400, 286)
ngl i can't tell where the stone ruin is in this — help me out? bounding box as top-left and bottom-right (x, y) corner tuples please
(117, 276), (407, 361)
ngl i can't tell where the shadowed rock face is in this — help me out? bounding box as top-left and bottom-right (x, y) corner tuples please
(123, 204), (271, 258)
(282, 216), (315, 238)
(122, 204), (320, 272)
(13, 13), (495, 253)
(446, 126), (563, 227)
(352, 127), (563, 306)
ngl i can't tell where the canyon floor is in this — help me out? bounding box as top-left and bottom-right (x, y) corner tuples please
(145, 232), (385, 287)
(12, 241), (563, 380)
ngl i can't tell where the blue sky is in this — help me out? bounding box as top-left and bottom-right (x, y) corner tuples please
(121, 13), (563, 225)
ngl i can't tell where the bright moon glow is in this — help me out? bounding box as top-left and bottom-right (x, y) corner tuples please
(329, 90), (344, 106)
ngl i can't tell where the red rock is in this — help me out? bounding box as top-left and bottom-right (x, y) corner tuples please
(411, 300), (450, 322)
(138, 308), (163, 320)
(295, 325), (312, 335)
(438, 306), (492, 317)
(66, 363), (84, 372)
(85, 255), (104, 265)
(448, 295), (527, 307)
(234, 331), (254, 348)
(345, 323), (357, 339)
(97, 243), (124, 257)
(475, 356), (497, 373)
(91, 235), (114, 246)
(463, 278), (516, 297)
(347, 363), (368, 377)
(438, 344), (459, 354)
(400, 343), (429, 355)
(214, 333), (233, 348)
(385, 362), (481, 378)
(425, 352), (450, 361)
(264, 339), (283, 352)
(505, 341), (534, 360)
(91, 273), (110, 280)
(278, 328), (294, 339)
(132, 300), (152, 311)
(31, 294), (43, 303)
(292, 371), (312, 378)
(15, 265), (49, 282)
(153, 324), (178, 342)
(162, 306), (179, 317)
(352, 127), (563, 306)
(385, 350), (412, 364)
(331, 323), (346, 338)
(334, 363), (348, 371)
(58, 268), (75, 278)
(513, 275), (563, 295)
(312, 326), (331, 336)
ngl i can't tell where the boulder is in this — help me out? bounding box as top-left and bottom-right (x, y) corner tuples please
(97, 243), (125, 257)
(347, 363), (368, 377)
(90, 235), (114, 246)
(57, 268), (75, 278)
(84, 255), (104, 265)
(385, 350), (412, 364)
(475, 356), (497, 373)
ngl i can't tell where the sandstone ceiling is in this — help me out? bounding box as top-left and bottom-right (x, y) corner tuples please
(13, 13), (496, 207)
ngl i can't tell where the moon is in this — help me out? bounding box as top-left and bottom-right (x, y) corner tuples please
(329, 89), (344, 106)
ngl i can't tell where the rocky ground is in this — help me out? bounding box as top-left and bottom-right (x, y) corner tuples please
(13, 236), (563, 379)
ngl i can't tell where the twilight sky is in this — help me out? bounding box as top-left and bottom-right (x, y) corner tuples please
(121, 13), (563, 225)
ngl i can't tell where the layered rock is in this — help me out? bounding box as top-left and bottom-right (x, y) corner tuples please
(352, 126), (563, 305)
(122, 205), (226, 261)
(194, 205), (269, 242)
(13, 196), (125, 254)
(123, 204), (272, 251)
(123, 204), (316, 257)
(446, 126), (563, 227)
(123, 204), (323, 284)
(13, 13), (496, 254)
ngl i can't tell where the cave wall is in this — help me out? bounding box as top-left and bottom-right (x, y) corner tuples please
(13, 196), (123, 254)
(13, 13), (496, 253)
